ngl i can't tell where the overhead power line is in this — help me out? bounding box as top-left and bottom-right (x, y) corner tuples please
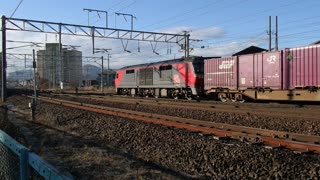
(10, 0), (24, 18)
(108, 0), (132, 11)
(137, 0), (221, 30)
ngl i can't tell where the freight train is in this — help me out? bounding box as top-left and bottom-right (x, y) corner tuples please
(115, 44), (320, 102)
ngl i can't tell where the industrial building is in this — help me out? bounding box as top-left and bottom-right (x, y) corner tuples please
(97, 69), (117, 87)
(37, 43), (82, 89)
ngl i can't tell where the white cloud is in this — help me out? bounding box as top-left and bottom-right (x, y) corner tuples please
(158, 26), (225, 40)
(191, 39), (265, 57)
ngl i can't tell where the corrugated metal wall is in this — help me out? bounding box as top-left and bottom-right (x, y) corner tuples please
(283, 45), (320, 89)
(204, 57), (237, 90)
(238, 51), (282, 90)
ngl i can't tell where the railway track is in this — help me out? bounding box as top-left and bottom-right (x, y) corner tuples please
(38, 96), (320, 154)
(48, 93), (320, 121)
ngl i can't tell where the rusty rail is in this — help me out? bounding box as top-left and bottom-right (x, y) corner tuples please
(50, 93), (320, 121)
(39, 96), (320, 154)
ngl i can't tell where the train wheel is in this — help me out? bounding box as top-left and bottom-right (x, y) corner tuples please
(220, 97), (227, 102)
(239, 99), (245, 103)
(234, 94), (245, 103)
(218, 93), (227, 102)
(171, 90), (179, 100)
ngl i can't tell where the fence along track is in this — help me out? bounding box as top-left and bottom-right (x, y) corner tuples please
(0, 128), (73, 180)
(39, 96), (320, 154)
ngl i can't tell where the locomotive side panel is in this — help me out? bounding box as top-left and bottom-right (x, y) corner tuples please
(139, 68), (153, 86)
(137, 63), (187, 88)
(115, 69), (125, 87)
(116, 69), (138, 88)
(156, 64), (180, 87)
(175, 62), (202, 95)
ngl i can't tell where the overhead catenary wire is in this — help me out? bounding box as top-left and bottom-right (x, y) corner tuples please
(6, 0), (320, 73)
(137, 0), (222, 30)
(135, 0), (310, 53)
(146, 0), (250, 32)
(10, 0), (24, 18)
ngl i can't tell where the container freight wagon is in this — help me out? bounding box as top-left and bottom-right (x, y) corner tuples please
(204, 44), (320, 102)
(115, 57), (205, 99)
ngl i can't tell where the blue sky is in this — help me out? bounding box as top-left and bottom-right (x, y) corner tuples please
(1, 0), (320, 69)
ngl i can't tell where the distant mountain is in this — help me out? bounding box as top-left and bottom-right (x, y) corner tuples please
(7, 64), (101, 82)
(82, 64), (100, 80)
(8, 70), (33, 81)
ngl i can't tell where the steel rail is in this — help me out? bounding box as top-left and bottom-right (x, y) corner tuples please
(45, 91), (320, 117)
(39, 96), (320, 153)
(49, 93), (320, 121)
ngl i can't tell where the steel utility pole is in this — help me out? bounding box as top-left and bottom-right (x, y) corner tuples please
(32, 49), (37, 103)
(107, 54), (111, 86)
(59, 24), (62, 90)
(31, 49), (37, 119)
(115, 12), (137, 30)
(183, 31), (190, 59)
(24, 54), (27, 68)
(268, 16), (272, 51)
(101, 56), (104, 92)
(2, 16), (7, 102)
(275, 16), (278, 51)
(83, 8), (108, 28)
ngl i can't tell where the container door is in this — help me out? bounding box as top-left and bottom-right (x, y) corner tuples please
(254, 53), (263, 87)
(238, 54), (254, 89)
(262, 52), (281, 89)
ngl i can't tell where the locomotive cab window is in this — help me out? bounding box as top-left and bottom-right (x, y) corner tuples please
(126, 69), (135, 74)
(159, 65), (172, 71)
(159, 65), (172, 81)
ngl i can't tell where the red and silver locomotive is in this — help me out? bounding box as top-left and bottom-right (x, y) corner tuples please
(115, 57), (205, 99)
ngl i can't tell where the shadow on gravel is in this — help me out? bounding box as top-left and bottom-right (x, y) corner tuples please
(23, 120), (193, 179)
